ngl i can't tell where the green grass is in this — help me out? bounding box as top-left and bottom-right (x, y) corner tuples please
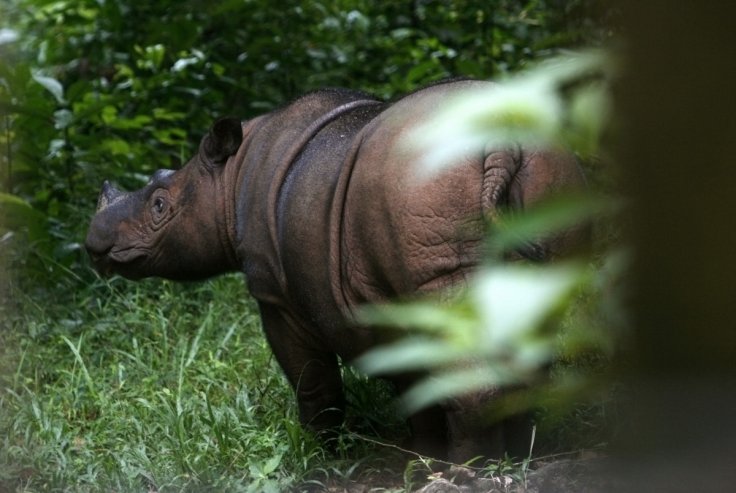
(0, 244), (614, 492)
(0, 265), (410, 492)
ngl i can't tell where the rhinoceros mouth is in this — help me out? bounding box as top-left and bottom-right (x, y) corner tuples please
(88, 246), (149, 279)
(108, 246), (148, 264)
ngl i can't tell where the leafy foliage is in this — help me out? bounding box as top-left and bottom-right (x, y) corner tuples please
(1, 0), (609, 235)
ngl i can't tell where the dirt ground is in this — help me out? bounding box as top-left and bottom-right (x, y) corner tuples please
(320, 454), (612, 493)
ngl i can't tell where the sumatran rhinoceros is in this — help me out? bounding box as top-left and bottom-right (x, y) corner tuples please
(85, 80), (587, 461)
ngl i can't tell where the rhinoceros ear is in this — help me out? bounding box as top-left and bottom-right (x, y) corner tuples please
(200, 117), (243, 167)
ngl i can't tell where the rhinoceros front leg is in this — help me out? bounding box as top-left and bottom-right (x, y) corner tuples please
(258, 302), (345, 433)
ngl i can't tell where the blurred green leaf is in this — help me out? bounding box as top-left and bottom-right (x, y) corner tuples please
(357, 298), (476, 335)
(101, 138), (131, 156)
(566, 81), (611, 158)
(109, 114), (154, 130)
(53, 108), (73, 129)
(0, 192), (48, 242)
(489, 193), (619, 256)
(356, 336), (474, 376)
(409, 51), (612, 174)
(473, 263), (585, 347)
(31, 70), (65, 104)
(101, 105), (118, 125)
(153, 108), (186, 121)
(402, 367), (519, 413)
(358, 261), (588, 410)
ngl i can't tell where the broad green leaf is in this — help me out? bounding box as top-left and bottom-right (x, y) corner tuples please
(488, 193), (619, 255)
(101, 105), (118, 125)
(31, 71), (65, 104)
(109, 114), (153, 130)
(139, 44), (165, 70)
(390, 28), (413, 40)
(101, 138), (131, 155)
(0, 192), (48, 242)
(355, 337), (475, 376)
(172, 54), (202, 72)
(406, 51), (611, 175)
(566, 82), (611, 158)
(406, 61), (438, 84)
(357, 299), (476, 334)
(53, 109), (73, 129)
(261, 451), (284, 476)
(407, 80), (561, 174)
(401, 366), (520, 413)
(0, 28), (19, 45)
(153, 128), (187, 145)
(472, 263), (584, 347)
(153, 108), (186, 121)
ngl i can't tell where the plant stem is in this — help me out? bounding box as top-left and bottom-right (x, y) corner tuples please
(4, 114), (11, 192)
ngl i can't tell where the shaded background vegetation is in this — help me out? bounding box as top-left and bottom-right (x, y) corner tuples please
(0, 1), (616, 491)
(1, 0), (611, 267)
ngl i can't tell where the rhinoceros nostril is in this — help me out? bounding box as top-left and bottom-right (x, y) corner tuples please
(84, 224), (113, 259)
(85, 239), (109, 261)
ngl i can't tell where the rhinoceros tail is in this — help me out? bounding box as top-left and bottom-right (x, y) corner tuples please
(480, 144), (523, 221)
(481, 144), (589, 261)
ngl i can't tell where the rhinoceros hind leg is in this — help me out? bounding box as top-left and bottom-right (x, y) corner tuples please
(444, 392), (534, 463)
(393, 375), (449, 459)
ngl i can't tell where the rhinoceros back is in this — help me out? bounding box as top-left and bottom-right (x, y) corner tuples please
(334, 80), (491, 310)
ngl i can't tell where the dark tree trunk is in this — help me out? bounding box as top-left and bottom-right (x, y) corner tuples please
(614, 2), (736, 490)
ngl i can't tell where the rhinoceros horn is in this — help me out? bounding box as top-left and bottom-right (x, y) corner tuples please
(96, 181), (127, 212)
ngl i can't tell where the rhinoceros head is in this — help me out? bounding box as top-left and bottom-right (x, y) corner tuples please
(85, 118), (243, 281)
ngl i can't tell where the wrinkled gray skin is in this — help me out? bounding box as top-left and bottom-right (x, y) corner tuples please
(86, 80), (588, 461)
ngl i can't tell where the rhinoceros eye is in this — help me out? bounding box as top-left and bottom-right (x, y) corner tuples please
(150, 193), (170, 226)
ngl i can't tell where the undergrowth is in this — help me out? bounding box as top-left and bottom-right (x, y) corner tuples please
(0, 256), (408, 492)
(0, 242), (612, 492)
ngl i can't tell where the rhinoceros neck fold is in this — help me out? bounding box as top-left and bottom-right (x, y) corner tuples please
(218, 118), (265, 270)
(216, 172), (238, 270)
(265, 100), (383, 297)
(232, 96), (383, 314)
